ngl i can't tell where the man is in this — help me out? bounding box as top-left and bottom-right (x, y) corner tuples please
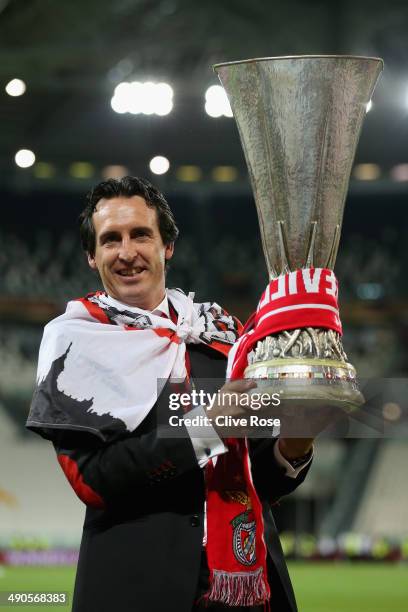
(27, 176), (313, 612)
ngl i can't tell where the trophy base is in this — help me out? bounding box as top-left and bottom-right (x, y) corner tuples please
(244, 358), (364, 412)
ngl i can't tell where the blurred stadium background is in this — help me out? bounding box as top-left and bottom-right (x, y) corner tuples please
(0, 0), (408, 610)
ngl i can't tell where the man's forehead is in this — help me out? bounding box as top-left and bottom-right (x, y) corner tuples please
(94, 195), (148, 214)
(93, 195), (158, 227)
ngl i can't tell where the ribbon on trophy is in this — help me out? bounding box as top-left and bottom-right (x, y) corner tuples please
(228, 267), (342, 379)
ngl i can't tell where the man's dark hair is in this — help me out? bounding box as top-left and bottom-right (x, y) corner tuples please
(79, 176), (179, 256)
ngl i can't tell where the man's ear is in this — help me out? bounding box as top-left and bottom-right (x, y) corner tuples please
(165, 243), (174, 261)
(87, 253), (97, 270)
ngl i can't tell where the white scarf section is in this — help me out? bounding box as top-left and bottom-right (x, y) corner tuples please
(36, 289), (238, 432)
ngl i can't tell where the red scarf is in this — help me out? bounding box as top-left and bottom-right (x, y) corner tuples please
(205, 439), (270, 607)
(205, 268), (341, 607)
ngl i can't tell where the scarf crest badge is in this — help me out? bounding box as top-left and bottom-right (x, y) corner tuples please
(227, 490), (257, 566)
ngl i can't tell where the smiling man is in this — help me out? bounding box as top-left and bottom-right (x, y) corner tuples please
(85, 194), (174, 310)
(28, 176), (313, 612)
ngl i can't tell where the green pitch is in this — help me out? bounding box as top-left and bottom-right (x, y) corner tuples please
(290, 562), (408, 612)
(0, 562), (407, 611)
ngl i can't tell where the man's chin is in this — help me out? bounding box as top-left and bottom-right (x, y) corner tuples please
(105, 274), (164, 310)
(113, 290), (144, 307)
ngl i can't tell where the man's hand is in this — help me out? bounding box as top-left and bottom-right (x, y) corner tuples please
(278, 438), (313, 461)
(203, 379), (257, 438)
(278, 405), (343, 461)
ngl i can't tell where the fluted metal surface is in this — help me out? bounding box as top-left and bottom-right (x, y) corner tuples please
(214, 55), (383, 278)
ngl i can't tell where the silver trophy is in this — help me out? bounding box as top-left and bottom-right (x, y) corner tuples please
(214, 55), (383, 410)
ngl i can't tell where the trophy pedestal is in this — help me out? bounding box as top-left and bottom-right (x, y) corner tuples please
(244, 358), (364, 411)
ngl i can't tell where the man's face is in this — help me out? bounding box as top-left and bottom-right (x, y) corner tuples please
(88, 195), (174, 310)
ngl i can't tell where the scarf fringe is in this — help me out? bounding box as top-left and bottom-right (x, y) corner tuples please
(205, 567), (270, 607)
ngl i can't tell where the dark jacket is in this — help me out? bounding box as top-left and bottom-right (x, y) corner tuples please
(53, 344), (310, 612)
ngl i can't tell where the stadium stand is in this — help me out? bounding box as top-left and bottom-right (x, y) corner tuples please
(1, 200), (408, 558)
(353, 441), (408, 537)
(0, 404), (84, 548)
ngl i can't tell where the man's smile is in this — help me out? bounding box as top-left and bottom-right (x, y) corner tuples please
(115, 267), (147, 280)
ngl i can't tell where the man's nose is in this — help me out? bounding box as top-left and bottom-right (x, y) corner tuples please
(118, 239), (137, 262)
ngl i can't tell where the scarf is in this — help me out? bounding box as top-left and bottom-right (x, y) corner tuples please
(204, 437), (271, 607)
(27, 289), (239, 441)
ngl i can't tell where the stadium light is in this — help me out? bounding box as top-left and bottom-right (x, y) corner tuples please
(34, 162), (55, 179)
(111, 81), (173, 116)
(390, 164), (408, 182)
(204, 85), (233, 118)
(356, 282), (384, 300)
(154, 83), (174, 116)
(5, 78), (26, 97)
(212, 166), (238, 182)
(139, 82), (156, 115)
(111, 83), (132, 113)
(176, 166), (202, 182)
(69, 162), (94, 179)
(149, 156), (170, 175)
(353, 163), (381, 181)
(15, 149), (35, 168)
(102, 165), (129, 179)
(382, 402), (401, 422)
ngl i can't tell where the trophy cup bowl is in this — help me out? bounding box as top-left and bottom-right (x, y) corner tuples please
(214, 55), (383, 412)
